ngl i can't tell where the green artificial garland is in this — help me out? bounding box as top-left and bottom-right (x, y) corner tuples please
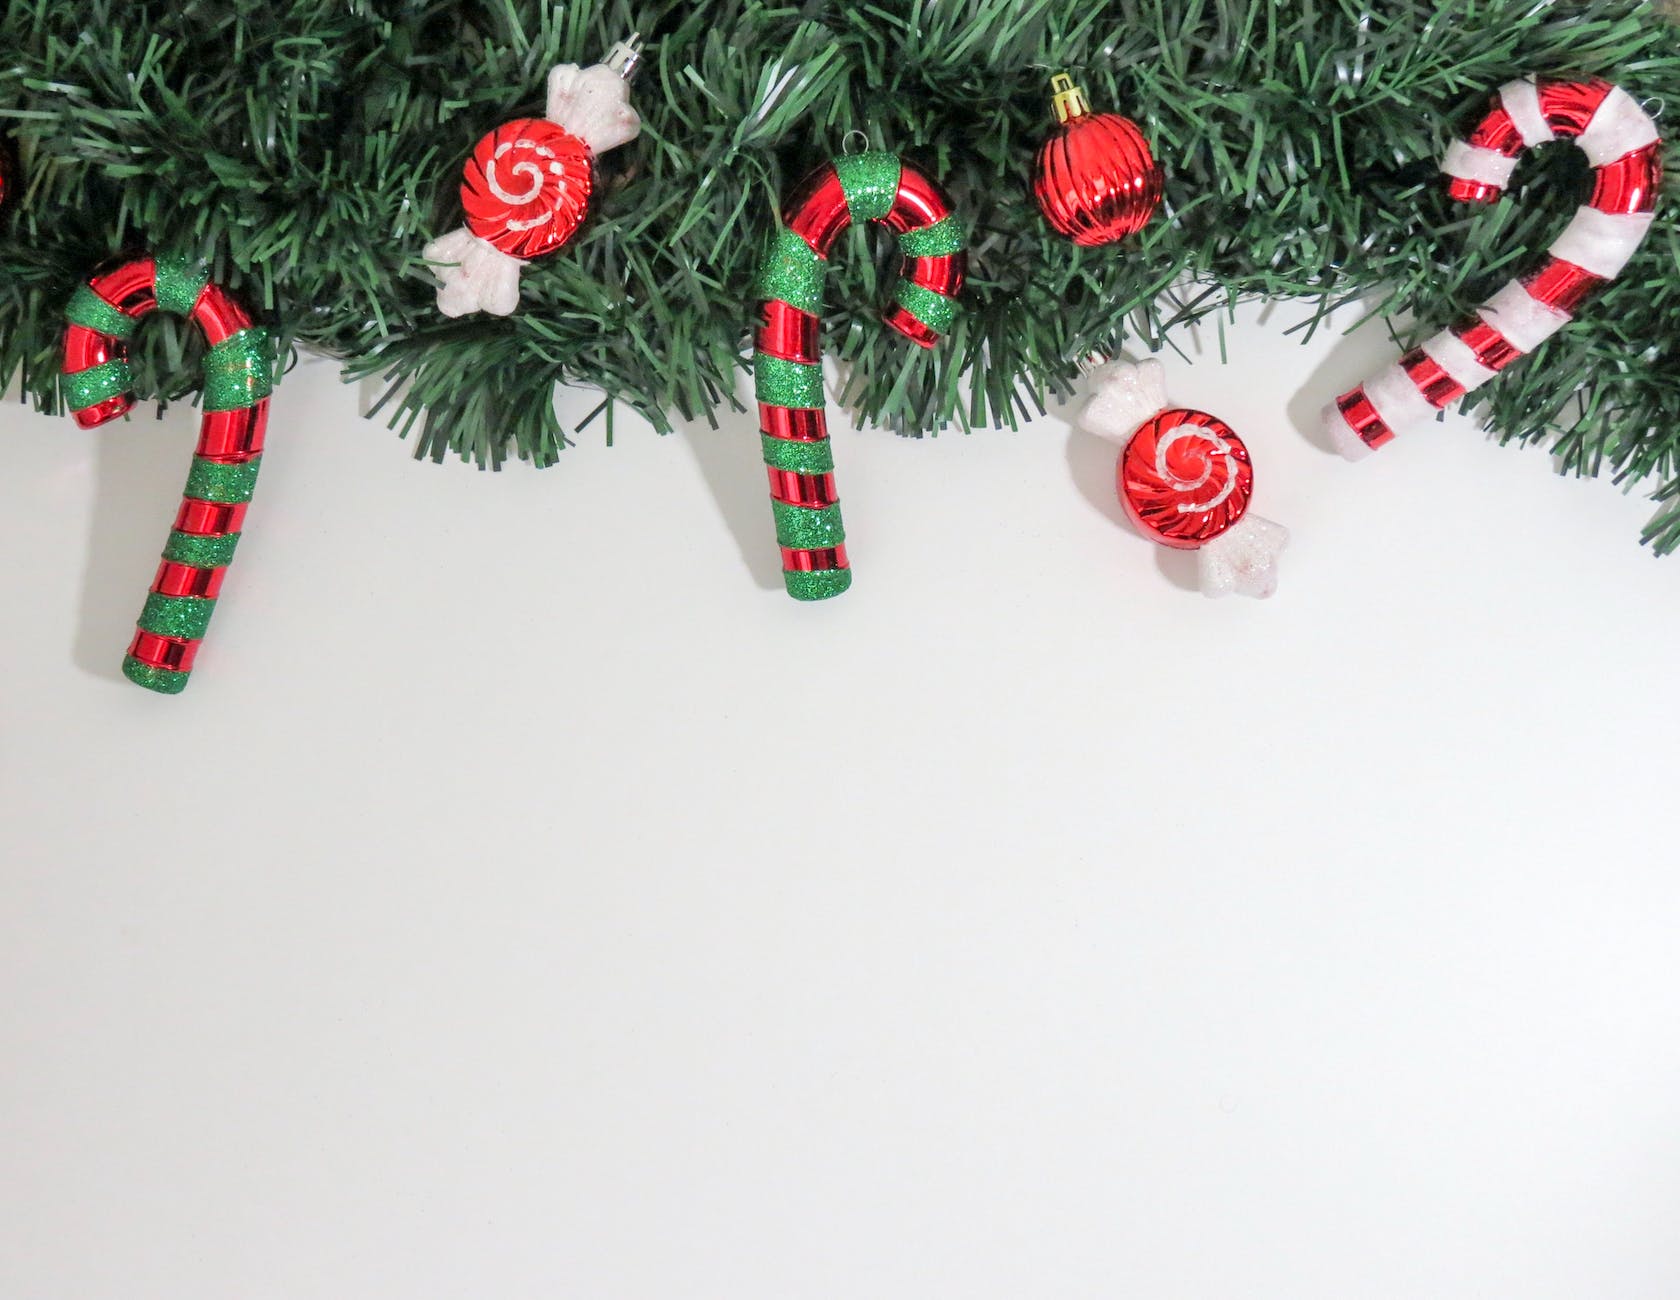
(2, 1), (1677, 547)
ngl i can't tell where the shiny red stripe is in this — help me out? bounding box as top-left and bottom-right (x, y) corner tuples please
(152, 561), (225, 599)
(63, 323), (124, 377)
(197, 403), (269, 460)
(882, 306), (941, 349)
(759, 404), (828, 441)
(1521, 257), (1603, 315)
(71, 394), (134, 429)
(783, 166), (848, 253)
(1451, 316), (1523, 372)
(127, 630), (199, 672)
(191, 283), (249, 345)
(1466, 101), (1525, 156)
(767, 467), (838, 508)
(885, 168), (950, 233)
(90, 259), (159, 317)
(174, 498), (247, 536)
(781, 545), (849, 573)
(1400, 348), (1465, 409)
(1335, 389), (1395, 452)
(1446, 175), (1505, 205)
(1536, 78), (1613, 137)
(756, 300), (821, 364)
(903, 252), (964, 297)
(1590, 142), (1662, 215)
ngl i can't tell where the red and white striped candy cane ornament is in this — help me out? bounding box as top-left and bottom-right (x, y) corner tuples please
(60, 256), (273, 694)
(1326, 76), (1662, 459)
(753, 151), (967, 600)
(1080, 359), (1288, 598)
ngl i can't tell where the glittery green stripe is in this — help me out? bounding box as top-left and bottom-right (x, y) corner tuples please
(761, 433), (834, 474)
(754, 227), (827, 314)
(753, 352), (823, 409)
(834, 152), (901, 222)
(772, 499), (845, 550)
(898, 215), (965, 257)
(783, 568), (851, 601)
(183, 454), (262, 504)
(62, 360), (133, 411)
(137, 592), (216, 641)
(162, 530), (241, 568)
(893, 281), (959, 336)
(65, 285), (137, 339)
(202, 328), (272, 412)
(153, 257), (209, 317)
(122, 657), (191, 694)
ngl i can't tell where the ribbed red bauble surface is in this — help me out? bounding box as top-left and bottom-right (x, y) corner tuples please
(1033, 74), (1162, 246)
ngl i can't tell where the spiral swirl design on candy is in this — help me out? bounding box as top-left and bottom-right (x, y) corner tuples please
(462, 117), (594, 260)
(751, 152), (967, 600)
(1119, 408), (1254, 548)
(1330, 76), (1662, 456)
(61, 257), (273, 693)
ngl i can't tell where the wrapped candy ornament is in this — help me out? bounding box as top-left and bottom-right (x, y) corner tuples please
(424, 36), (644, 317)
(1079, 360), (1288, 598)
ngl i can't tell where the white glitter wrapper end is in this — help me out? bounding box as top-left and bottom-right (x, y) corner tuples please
(1199, 514), (1289, 598)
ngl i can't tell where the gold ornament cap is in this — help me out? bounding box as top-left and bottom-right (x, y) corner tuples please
(1049, 73), (1091, 124)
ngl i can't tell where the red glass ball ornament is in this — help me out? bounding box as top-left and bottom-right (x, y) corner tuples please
(461, 117), (594, 260)
(1033, 74), (1162, 246)
(1119, 408), (1253, 548)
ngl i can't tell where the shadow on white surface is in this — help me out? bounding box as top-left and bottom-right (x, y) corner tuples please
(1062, 385), (1203, 595)
(72, 405), (199, 684)
(675, 400), (784, 592)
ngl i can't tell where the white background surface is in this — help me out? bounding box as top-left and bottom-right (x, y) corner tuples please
(3, 299), (1678, 1298)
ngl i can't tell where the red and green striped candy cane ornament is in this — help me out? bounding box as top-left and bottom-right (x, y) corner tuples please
(754, 151), (966, 600)
(61, 256), (273, 693)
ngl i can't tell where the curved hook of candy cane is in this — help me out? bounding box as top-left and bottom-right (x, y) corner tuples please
(61, 256), (273, 694)
(1324, 76), (1662, 461)
(752, 152), (968, 600)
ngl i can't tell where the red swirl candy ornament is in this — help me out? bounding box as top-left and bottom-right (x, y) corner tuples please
(425, 36), (643, 317)
(1079, 360), (1288, 598)
(462, 118), (593, 260)
(1121, 408), (1254, 546)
